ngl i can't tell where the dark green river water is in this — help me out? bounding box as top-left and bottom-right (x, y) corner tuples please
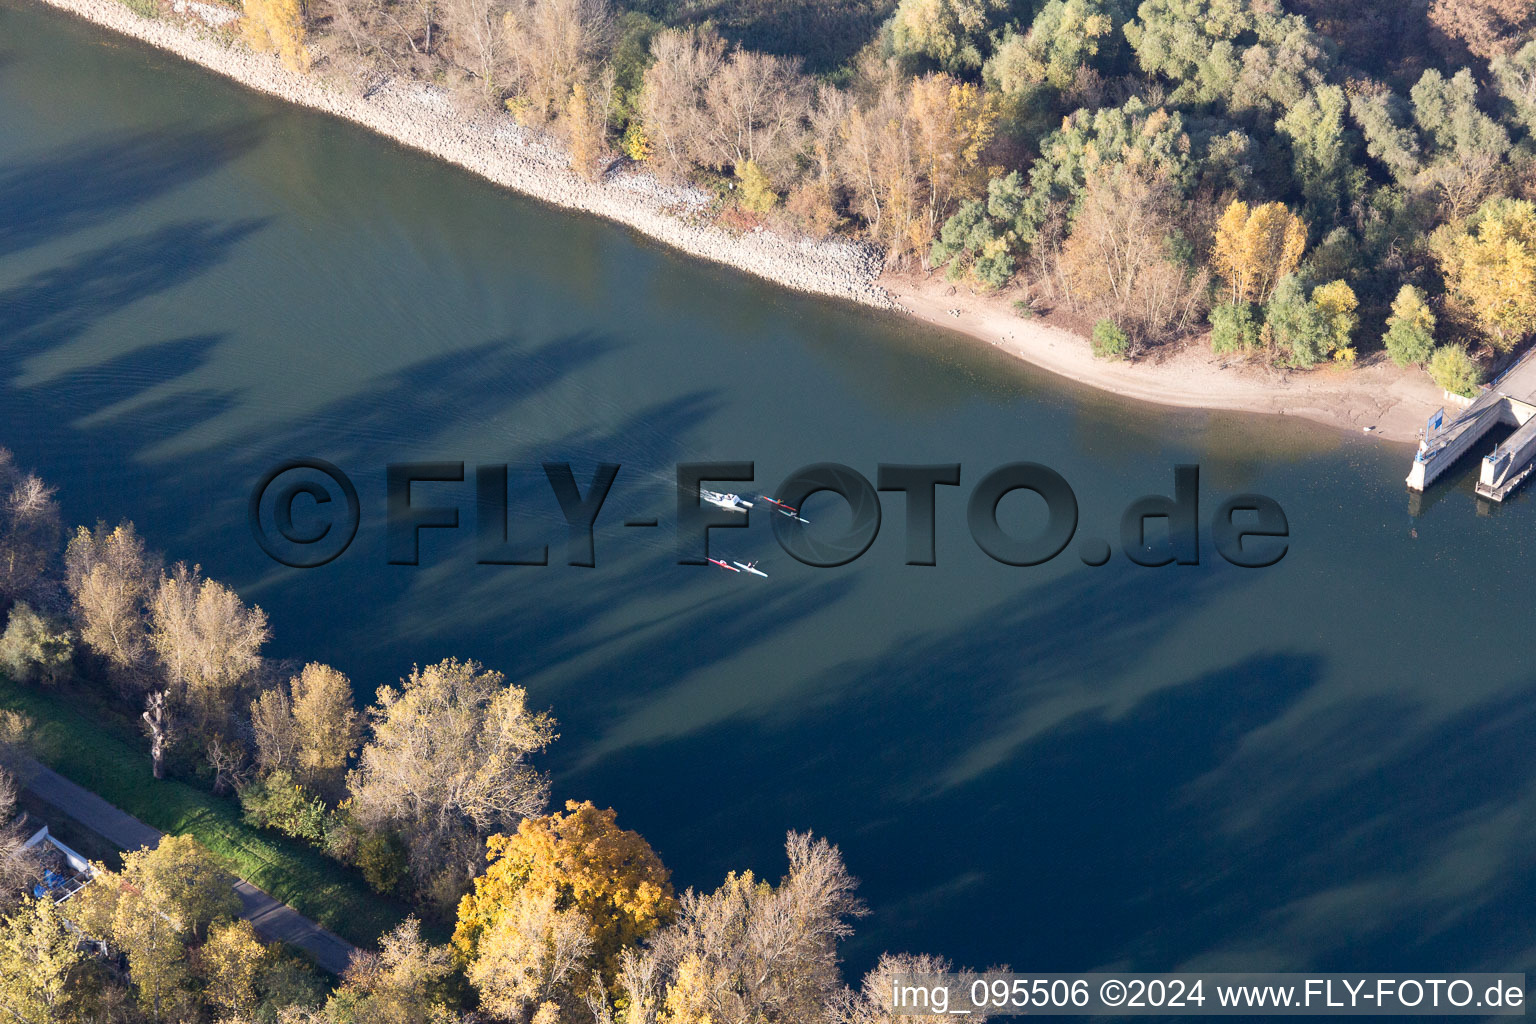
(4, 0), (1535, 974)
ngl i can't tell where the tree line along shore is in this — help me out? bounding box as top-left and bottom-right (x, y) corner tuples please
(26, 0), (1536, 410)
(0, 445), (967, 1023)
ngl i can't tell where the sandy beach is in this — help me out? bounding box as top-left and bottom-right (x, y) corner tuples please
(23, 0), (1443, 445)
(884, 273), (1444, 444)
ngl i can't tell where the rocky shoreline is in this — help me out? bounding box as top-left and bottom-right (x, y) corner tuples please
(26, 0), (896, 310)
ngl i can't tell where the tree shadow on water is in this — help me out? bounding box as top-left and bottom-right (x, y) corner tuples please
(0, 218), (269, 359)
(0, 122), (266, 258)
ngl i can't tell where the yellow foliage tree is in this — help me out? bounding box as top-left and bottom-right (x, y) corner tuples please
(0, 898), (89, 1023)
(454, 801), (676, 1002)
(1312, 279), (1359, 357)
(197, 918), (271, 1017)
(1437, 197), (1536, 351)
(906, 74), (998, 257)
(75, 836), (240, 1019)
(243, 0), (310, 73)
(1211, 200), (1307, 304)
(737, 159), (779, 214)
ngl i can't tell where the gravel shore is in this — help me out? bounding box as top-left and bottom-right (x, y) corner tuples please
(28, 0), (896, 310)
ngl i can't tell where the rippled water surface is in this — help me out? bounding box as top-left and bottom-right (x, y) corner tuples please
(4, 0), (1535, 973)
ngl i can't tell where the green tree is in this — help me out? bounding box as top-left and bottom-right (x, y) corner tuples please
(1265, 274), (1335, 367)
(1277, 85), (1358, 229)
(1350, 69), (1510, 215)
(983, 0), (1125, 93)
(1018, 98), (1201, 243)
(1383, 285), (1437, 367)
(931, 170), (1029, 287)
(887, 0), (1008, 72)
(1428, 343), (1483, 396)
(1491, 40), (1536, 134)
(0, 602), (73, 685)
(1123, 0), (1332, 115)
(1091, 320), (1130, 359)
(241, 768), (330, 843)
(1209, 301), (1261, 353)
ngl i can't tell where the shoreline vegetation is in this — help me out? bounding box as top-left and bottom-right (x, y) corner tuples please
(23, 0), (1530, 445)
(0, 445), (956, 1021)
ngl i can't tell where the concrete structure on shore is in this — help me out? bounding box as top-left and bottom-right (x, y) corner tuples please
(1408, 349), (1536, 500)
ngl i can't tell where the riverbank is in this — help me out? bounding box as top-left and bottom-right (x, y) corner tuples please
(885, 272), (1445, 444)
(21, 0), (891, 308)
(24, 0), (1440, 444)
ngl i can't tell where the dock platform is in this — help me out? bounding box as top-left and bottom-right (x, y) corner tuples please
(1408, 348), (1536, 501)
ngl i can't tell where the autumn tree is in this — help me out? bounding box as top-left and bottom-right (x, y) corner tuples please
(442, 0), (515, 103)
(1435, 197), (1536, 350)
(1384, 284), (1438, 367)
(346, 658), (556, 904)
(65, 520), (159, 693)
(76, 834), (240, 1019)
(1429, 0), (1534, 60)
(0, 712), (40, 910)
(638, 27), (725, 179)
(636, 29), (812, 187)
(1311, 279), (1360, 360)
(454, 800), (675, 1016)
(699, 48), (812, 186)
(326, 917), (459, 1024)
(829, 952), (978, 1024)
(149, 562), (269, 743)
(1211, 200), (1307, 305)
(1057, 164), (1209, 343)
(0, 449), (60, 612)
(251, 661), (363, 800)
(195, 918), (272, 1018)
(244, 0), (311, 71)
(0, 897), (90, 1022)
(566, 79), (609, 179)
(501, 0), (614, 126)
(837, 68), (996, 263)
(619, 832), (865, 1024)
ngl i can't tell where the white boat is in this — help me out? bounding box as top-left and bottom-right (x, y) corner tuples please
(702, 489), (752, 513)
(732, 561), (768, 577)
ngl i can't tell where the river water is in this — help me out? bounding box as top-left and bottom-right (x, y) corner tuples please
(4, 0), (1535, 974)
